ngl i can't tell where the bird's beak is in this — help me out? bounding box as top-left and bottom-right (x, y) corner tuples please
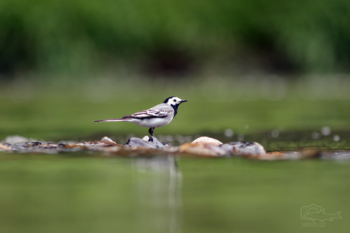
(181, 100), (188, 103)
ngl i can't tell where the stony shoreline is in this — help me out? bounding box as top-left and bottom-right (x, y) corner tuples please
(1, 135), (350, 160)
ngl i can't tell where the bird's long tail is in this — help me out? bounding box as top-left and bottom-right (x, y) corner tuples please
(94, 118), (125, 123)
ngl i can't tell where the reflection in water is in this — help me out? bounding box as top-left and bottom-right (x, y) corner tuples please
(132, 155), (182, 233)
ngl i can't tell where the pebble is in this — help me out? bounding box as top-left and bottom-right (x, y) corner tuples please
(227, 142), (266, 158)
(192, 136), (223, 145)
(101, 136), (118, 145)
(179, 143), (227, 157)
(0, 143), (11, 151)
(125, 137), (158, 149)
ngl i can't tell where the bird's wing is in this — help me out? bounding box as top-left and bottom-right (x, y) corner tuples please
(124, 105), (172, 119)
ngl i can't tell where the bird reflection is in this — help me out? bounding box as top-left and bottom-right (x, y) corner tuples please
(132, 155), (182, 233)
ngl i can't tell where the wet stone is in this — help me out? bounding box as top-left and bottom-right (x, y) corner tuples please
(192, 136), (223, 145)
(149, 136), (167, 148)
(32, 142), (42, 146)
(101, 137), (119, 146)
(58, 143), (66, 147)
(179, 143), (228, 157)
(4, 135), (33, 144)
(162, 142), (170, 147)
(225, 142), (266, 158)
(0, 143), (11, 151)
(125, 136), (169, 149)
(126, 137), (155, 148)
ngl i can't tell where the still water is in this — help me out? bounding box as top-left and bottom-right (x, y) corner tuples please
(0, 154), (349, 233)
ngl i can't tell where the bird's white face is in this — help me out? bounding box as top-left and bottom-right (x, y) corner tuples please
(164, 96), (188, 106)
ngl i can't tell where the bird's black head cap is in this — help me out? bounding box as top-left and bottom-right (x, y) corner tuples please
(163, 96), (188, 117)
(163, 96), (176, 103)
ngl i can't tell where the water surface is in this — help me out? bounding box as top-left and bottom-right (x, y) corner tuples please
(0, 154), (349, 233)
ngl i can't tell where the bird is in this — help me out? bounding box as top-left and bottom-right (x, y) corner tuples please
(94, 96), (187, 141)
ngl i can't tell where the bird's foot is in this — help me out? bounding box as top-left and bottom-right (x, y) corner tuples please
(148, 136), (154, 142)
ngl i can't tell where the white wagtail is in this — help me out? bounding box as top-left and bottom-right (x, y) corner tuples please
(94, 96), (187, 140)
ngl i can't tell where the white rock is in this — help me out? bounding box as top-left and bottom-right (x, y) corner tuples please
(101, 136), (117, 144)
(179, 143), (227, 157)
(4, 136), (31, 144)
(0, 143), (11, 151)
(228, 142), (266, 157)
(192, 136), (223, 145)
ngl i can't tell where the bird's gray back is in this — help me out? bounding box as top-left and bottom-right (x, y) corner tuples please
(151, 103), (173, 112)
(131, 103), (174, 128)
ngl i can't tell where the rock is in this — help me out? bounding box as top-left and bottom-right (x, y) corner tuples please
(101, 137), (118, 145)
(125, 137), (157, 149)
(266, 151), (285, 157)
(150, 136), (166, 148)
(58, 143), (66, 147)
(223, 142), (266, 158)
(67, 140), (121, 148)
(192, 136), (223, 145)
(260, 152), (286, 160)
(220, 144), (235, 155)
(258, 151), (305, 160)
(32, 142), (42, 146)
(301, 148), (322, 159)
(4, 141), (61, 154)
(0, 143), (11, 151)
(11, 141), (44, 150)
(126, 136), (167, 149)
(179, 142), (228, 157)
(36, 143), (59, 149)
(161, 141), (170, 147)
(4, 135), (31, 144)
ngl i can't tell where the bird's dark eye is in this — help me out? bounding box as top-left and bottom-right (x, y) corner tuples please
(173, 99), (176, 102)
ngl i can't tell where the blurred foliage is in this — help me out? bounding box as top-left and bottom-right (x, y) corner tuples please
(1, 77), (350, 142)
(0, 0), (350, 76)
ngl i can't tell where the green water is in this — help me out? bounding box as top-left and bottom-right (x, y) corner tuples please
(0, 154), (348, 233)
(1, 84), (350, 233)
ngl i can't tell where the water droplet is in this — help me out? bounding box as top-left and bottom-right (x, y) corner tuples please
(224, 129), (234, 137)
(271, 130), (279, 138)
(321, 126), (331, 136)
(333, 135), (340, 141)
(238, 134), (244, 141)
(312, 132), (320, 139)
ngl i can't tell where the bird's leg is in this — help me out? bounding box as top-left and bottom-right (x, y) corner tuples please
(148, 127), (155, 142)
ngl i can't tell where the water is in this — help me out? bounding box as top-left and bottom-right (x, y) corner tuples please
(0, 154), (349, 233)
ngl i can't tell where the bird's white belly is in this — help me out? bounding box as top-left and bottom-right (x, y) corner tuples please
(132, 116), (173, 128)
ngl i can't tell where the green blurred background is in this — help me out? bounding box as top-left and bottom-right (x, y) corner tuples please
(1, 2), (350, 233)
(1, 0), (350, 75)
(1, 0), (350, 145)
